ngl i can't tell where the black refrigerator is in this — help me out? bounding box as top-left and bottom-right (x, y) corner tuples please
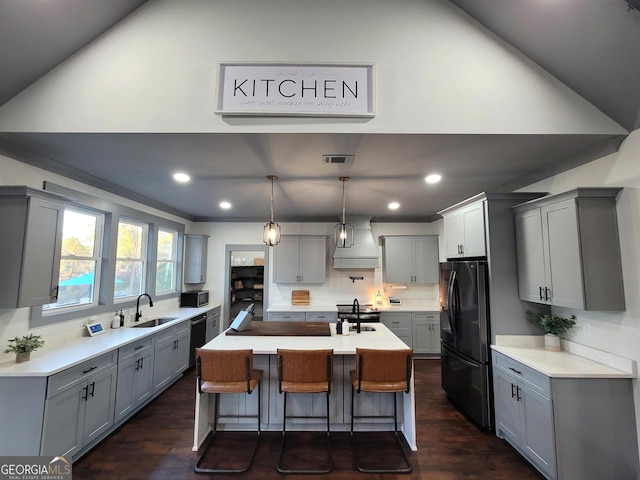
(440, 260), (493, 430)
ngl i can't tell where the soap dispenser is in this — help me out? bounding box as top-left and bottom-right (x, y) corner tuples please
(112, 312), (121, 329)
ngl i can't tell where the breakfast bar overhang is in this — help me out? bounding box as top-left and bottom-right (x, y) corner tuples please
(192, 322), (417, 451)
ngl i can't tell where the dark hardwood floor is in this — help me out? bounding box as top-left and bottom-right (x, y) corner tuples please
(73, 359), (544, 479)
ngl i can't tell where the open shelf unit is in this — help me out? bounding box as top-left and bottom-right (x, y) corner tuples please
(230, 265), (264, 322)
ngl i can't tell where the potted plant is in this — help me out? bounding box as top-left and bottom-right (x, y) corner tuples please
(4, 334), (45, 363)
(527, 312), (576, 351)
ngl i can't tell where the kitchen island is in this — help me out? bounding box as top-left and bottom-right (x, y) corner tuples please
(193, 321), (417, 451)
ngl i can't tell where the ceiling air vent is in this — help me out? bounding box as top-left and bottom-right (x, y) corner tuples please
(323, 154), (355, 165)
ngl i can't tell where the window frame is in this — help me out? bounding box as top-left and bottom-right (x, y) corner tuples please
(114, 217), (149, 303)
(155, 227), (179, 296)
(30, 183), (185, 327)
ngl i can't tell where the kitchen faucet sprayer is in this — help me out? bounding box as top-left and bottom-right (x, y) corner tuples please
(135, 293), (154, 322)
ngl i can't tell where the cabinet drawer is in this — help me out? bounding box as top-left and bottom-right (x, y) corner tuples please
(269, 312), (306, 321)
(381, 312), (412, 329)
(118, 336), (154, 362)
(47, 351), (116, 398)
(493, 352), (551, 398)
(306, 312), (338, 322)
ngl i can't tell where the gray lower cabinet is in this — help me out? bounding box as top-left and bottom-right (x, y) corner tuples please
(412, 312), (440, 355)
(205, 306), (220, 342)
(268, 311), (306, 322)
(493, 351), (638, 480)
(114, 336), (155, 422)
(0, 187), (67, 308)
(41, 352), (117, 459)
(152, 322), (191, 392)
(306, 311), (338, 322)
(381, 312), (412, 347)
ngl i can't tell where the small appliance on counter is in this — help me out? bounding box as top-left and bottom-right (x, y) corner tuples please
(181, 289), (209, 307)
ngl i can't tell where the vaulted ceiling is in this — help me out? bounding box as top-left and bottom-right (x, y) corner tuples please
(0, 0), (638, 222)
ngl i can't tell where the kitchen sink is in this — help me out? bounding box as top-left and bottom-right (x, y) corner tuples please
(132, 317), (178, 328)
(349, 326), (376, 332)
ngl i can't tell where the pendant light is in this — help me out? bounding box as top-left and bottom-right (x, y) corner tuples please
(335, 176), (354, 248)
(263, 175), (281, 246)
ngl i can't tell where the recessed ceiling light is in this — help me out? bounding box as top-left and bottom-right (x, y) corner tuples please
(173, 172), (191, 183)
(425, 173), (442, 184)
(219, 201), (232, 209)
(388, 202), (400, 210)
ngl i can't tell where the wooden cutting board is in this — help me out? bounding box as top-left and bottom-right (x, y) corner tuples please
(226, 321), (330, 336)
(291, 290), (310, 305)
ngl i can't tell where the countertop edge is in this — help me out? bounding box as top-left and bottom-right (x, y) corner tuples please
(0, 303), (221, 377)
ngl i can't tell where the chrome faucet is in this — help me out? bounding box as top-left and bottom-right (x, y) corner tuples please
(135, 293), (154, 322)
(352, 298), (361, 334)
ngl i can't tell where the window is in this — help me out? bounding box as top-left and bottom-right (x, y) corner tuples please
(114, 219), (148, 300)
(156, 228), (178, 295)
(43, 207), (103, 313)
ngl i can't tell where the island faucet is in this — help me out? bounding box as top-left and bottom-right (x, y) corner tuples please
(135, 293), (154, 322)
(352, 298), (361, 334)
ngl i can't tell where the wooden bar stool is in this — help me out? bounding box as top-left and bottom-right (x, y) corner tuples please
(277, 348), (334, 474)
(350, 347), (413, 473)
(194, 348), (263, 474)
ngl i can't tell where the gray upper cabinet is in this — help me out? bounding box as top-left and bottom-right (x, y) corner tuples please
(184, 234), (209, 284)
(383, 236), (439, 284)
(0, 187), (67, 308)
(274, 235), (326, 284)
(513, 188), (625, 311)
(441, 200), (485, 259)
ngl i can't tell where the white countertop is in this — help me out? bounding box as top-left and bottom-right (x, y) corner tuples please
(491, 344), (635, 378)
(202, 322), (410, 355)
(267, 301), (440, 313)
(0, 304), (220, 377)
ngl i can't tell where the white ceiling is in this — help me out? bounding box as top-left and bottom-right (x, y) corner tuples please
(0, 0), (638, 222)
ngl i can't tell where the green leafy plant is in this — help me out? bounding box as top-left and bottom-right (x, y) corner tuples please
(527, 312), (576, 335)
(4, 334), (45, 354)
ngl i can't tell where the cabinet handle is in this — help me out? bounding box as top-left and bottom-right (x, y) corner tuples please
(545, 287), (551, 301)
(89, 382), (96, 397)
(139, 357), (144, 370)
(82, 385), (89, 401)
(135, 345), (145, 351)
(508, 366), (522, 375)
(516, 386), (522, 402)
(511, 383), (516, 399)
(82, 366), (97, 375)
(539, 287), (544, 301)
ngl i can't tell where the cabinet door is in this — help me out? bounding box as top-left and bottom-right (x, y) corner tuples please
(173, 328), (191, 376)
(521, 384), (556, 480)
(461, 202), (485, 257)
(19, 197), (64, 306)
(413, 237), (439, 283)
(514, 209), (548, 303)
(542, 200), (584, 309)
(299, 236), (326, 284)
(493, 368), (522, 448)
(82, 366), (117, 447)
(133, 349), (154, 405)
(412, 314), (430, 354)
(274, 236), (301, 283)
(184, 235), (208, 283)
(444, 212), (465, 259)
(153, 338), (175, 392)
(383, 237), (414, 283)
(41, 383), (84, 457)
(114, 357), (136, 422)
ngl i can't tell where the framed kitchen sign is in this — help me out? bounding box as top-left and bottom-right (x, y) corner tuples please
(215, 62), (375, 117)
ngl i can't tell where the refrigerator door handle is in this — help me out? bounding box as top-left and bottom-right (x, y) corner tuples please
(448, 269), (458, 338)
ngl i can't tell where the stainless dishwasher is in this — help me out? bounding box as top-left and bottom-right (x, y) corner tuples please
(189, 313), (207, 369)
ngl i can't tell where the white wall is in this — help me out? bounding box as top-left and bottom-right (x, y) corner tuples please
(0, 0), (623, 135)
(200, 220), (444, 325)
(519, 128), (640, 452)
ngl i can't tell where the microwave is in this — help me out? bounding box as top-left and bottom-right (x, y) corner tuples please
(181, 290), (209, 307)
